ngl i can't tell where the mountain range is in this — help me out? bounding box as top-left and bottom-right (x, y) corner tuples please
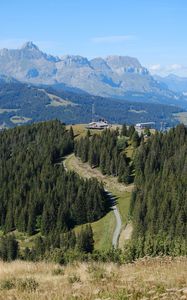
(0, 41), (187, 129)
(0, 41), (181, 100)
(154, 74), (187, 95)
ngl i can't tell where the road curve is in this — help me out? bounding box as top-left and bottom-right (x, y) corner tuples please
(112, 205), (122, 248)
(104, 189), (122, 248)
(64, 155), (122, 249)
(63, 159), (68, 171)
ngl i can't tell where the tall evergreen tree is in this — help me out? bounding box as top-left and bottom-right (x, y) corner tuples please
(121, 124), (128, 136)
(77, 224), (94, 253)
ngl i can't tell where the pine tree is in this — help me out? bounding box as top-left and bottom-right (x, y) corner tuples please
(69, 126), (74, 140)
(121, 124), (128, 136)
(27, 207), (36, 235)
(128, 125), (135, 139)
(132, 131), (140, 148)
(5, 205), (14, 233)
(35, 236), (45, 257)
(77, 224), (94, 253)
(144, 127), (151, 137)
(118, 153), (131, 184)
(0, 235), (19, 261)
(0, 237), (8, 261)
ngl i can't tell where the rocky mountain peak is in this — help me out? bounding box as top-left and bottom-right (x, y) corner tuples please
(90, 57), (111, 72)
(106, 55), (142, 68)
(105, 55), (149, 75)
(0, 42), (172, 97)
(60, 55), (90, 67)
(21, 41), (40, 51)
(20, 41), (60, 62)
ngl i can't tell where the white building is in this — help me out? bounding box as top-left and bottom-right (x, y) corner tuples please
(86, 120), (111, 130)
(135, 122), (155, 130)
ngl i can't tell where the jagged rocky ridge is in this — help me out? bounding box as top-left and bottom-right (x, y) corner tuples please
(0, 41), (179, 99)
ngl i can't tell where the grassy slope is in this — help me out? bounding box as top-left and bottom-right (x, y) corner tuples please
(67, 123), (122, 137)
(74, 211), (116, 251)
(0, 258), (186, 300)
(65, 153), (133, 250)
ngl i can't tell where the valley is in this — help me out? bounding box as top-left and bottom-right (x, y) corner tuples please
(0, 115), (186, 300)
(0, 80), (181, 128)
(64, 153), (133, 249)
(0, 121), (186, 259)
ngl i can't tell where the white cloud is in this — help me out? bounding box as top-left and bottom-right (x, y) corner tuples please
(169, 64), (183, 71)
(149, 64), (162, 72)
(91, 35), (135, 44)
(148, 63), (187, 76)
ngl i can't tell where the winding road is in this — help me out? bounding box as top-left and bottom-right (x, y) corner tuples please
(105, 190), (122, 248)
(63, 155), (123, 248)
(112, 205), (122, 248)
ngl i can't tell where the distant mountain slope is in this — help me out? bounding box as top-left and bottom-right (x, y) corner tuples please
(0, 74), (18, 84)
(0, 41), (180, 101)
(154, 74), (187, 94)
(0, 80), (182, 128)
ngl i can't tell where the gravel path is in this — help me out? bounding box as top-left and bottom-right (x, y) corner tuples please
(105, 190), (122, 248)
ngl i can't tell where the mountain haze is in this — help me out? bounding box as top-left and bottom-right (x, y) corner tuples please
(154, 74), (187, 94)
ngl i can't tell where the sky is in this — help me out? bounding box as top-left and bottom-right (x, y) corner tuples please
(0, 0), (187, 76)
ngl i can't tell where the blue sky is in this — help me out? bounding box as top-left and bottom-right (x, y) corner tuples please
(0, 0), (187, 76)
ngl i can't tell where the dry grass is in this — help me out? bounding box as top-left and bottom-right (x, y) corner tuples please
(0, 257), (186, 299)
(66, 124), (122, 140)
(119, 222), (133, 248)
(65, 154), (133, 193)
(66, 124), (89, 138)
(66, 124), (103, 139)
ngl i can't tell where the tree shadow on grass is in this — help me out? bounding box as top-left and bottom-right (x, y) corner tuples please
(104, 190), (118, 210)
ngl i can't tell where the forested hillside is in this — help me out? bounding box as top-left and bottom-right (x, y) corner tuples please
(0, 121), (186, 263)
(0, 121), (109, 260)
(0, 81), (182, 128)
(129, 124), (187, 257)
(74, 126), (138, 184)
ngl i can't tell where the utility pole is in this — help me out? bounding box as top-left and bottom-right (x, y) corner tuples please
(160, 121), (163, 132)
(92, 103), (95, 122)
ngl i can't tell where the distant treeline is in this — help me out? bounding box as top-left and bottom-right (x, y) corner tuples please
(0, 81), (181, 128)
